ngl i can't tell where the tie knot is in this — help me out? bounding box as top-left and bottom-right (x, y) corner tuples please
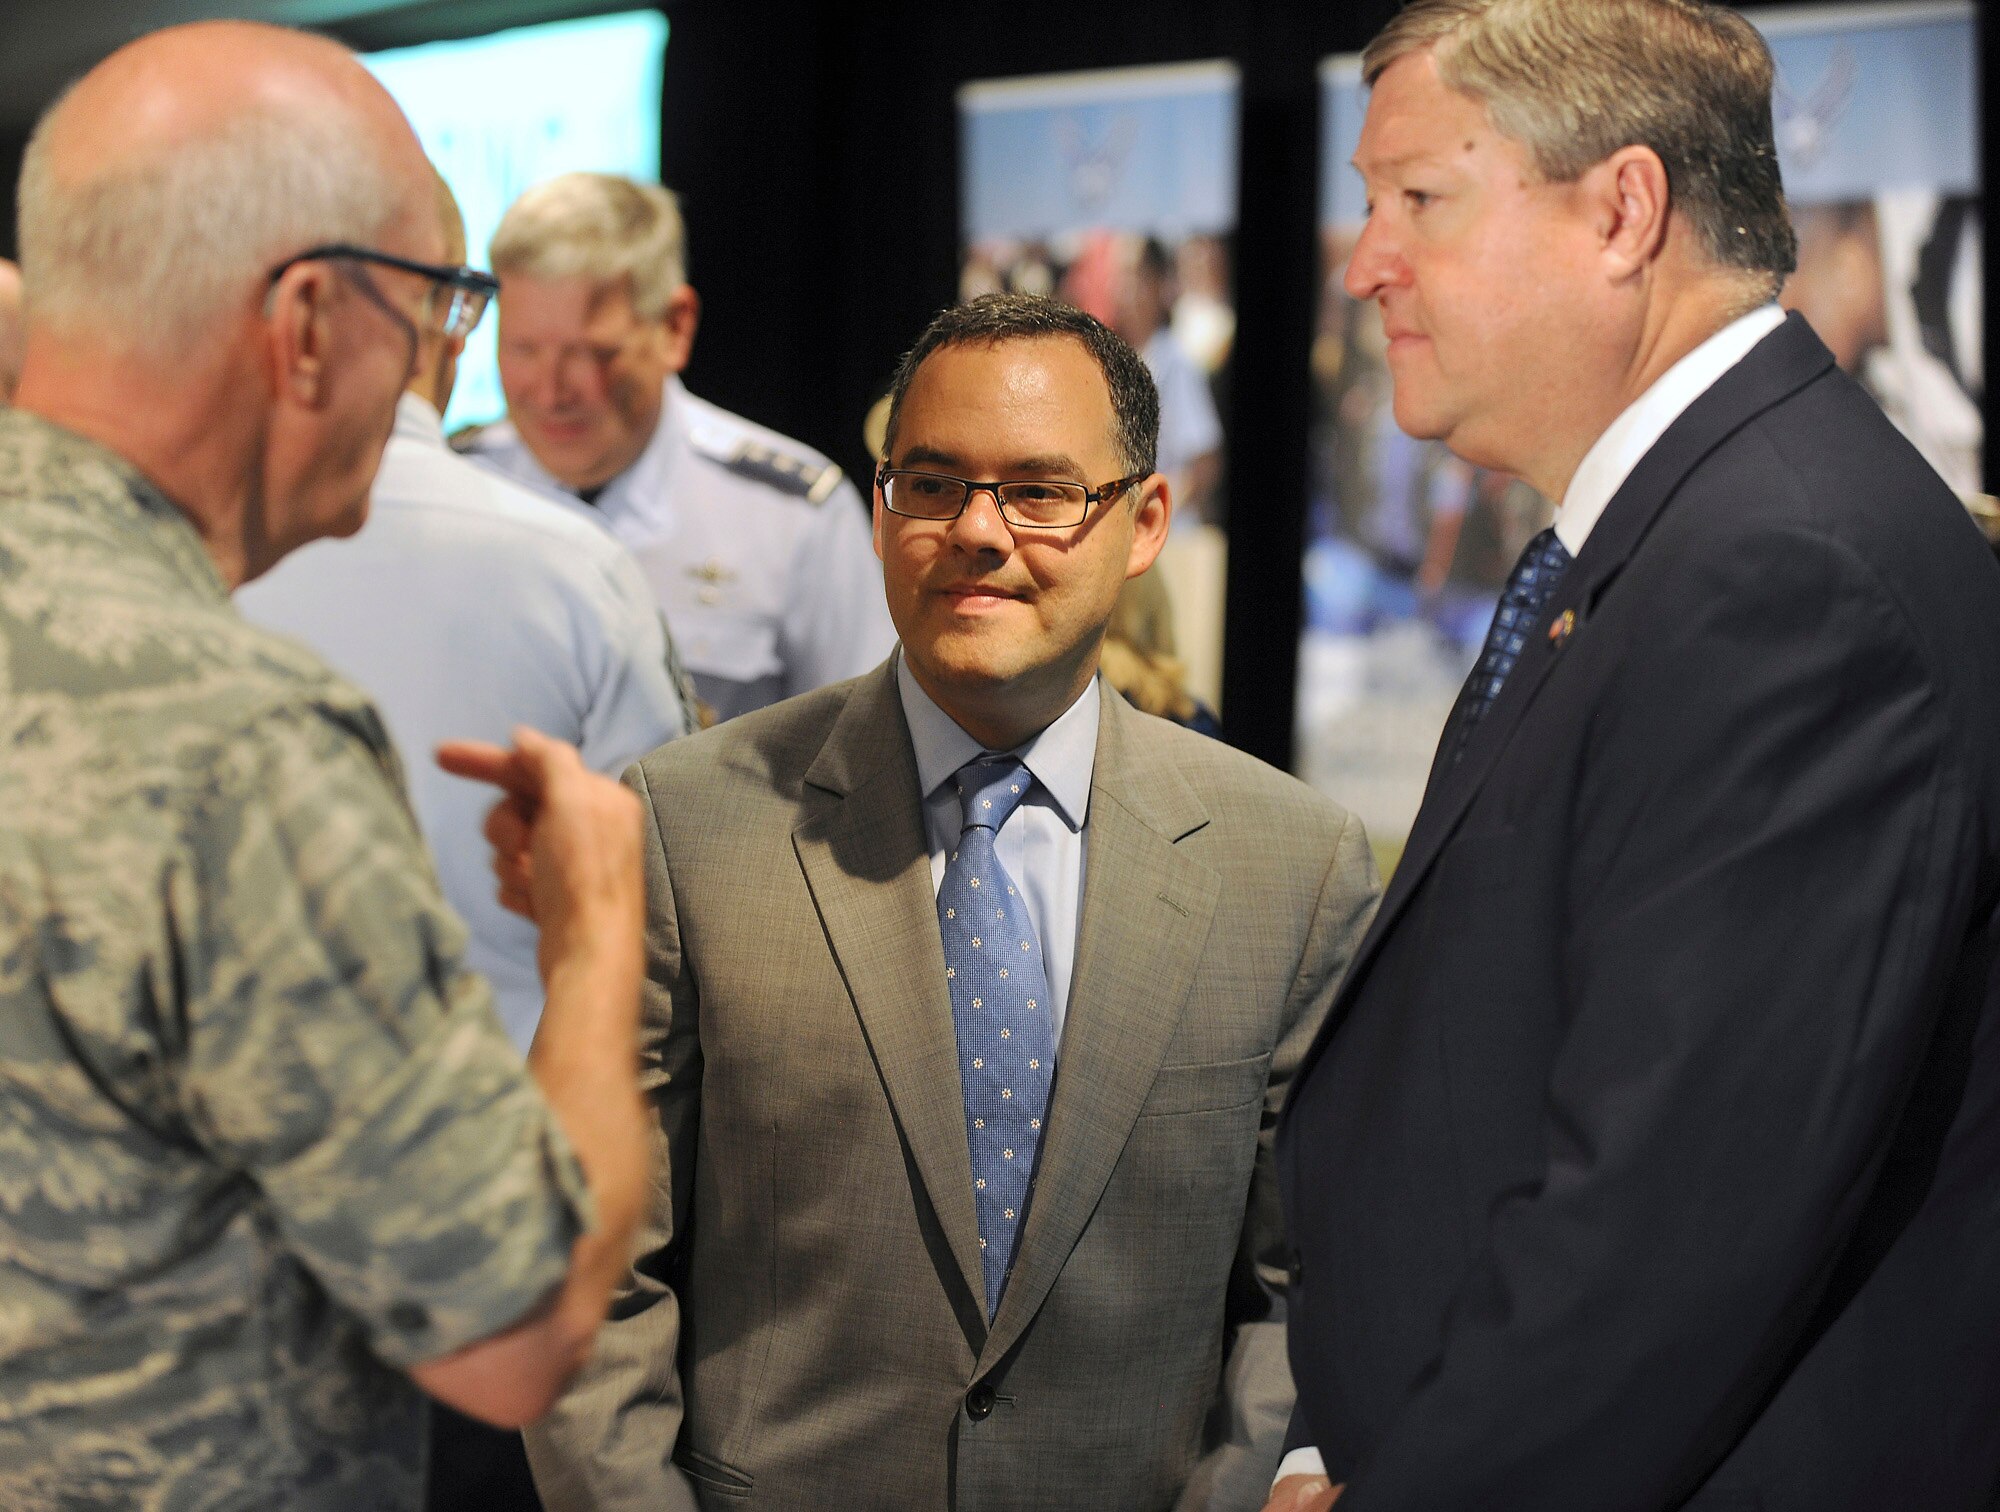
(953, 757), (1032, 833)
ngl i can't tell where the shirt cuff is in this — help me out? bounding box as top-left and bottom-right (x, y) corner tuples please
(1274, 1446), (1329, 1486)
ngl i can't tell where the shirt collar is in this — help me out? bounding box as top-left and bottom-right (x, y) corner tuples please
(1554, 304), (1787, 555)
(393, 390), (445, 449)
(896, 653), (1099, 831)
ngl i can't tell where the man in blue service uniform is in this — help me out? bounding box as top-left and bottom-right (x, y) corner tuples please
(462, 172), (896, 722)
(239, 168), (691, 1055)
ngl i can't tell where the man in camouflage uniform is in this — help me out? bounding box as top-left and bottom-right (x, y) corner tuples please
(0, 23), (650, 1510)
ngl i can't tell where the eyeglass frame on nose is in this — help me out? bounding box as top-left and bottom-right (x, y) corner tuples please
(265, 244), (500, 344)
(876, 465), (1151, 532)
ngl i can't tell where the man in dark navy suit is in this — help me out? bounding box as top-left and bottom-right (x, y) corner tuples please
(1269, 3), (2000, 1510)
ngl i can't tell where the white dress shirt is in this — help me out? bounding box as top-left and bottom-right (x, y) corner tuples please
(1552, 305), (1787, 555)
(1276, 303), (1788, 1491)
(896, 655), (1099, 1050)
(238, 392), (690, 1051)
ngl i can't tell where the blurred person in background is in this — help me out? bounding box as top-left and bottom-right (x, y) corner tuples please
(1112, 236), (1223, 525)
(1099, 569), (1222, 737)
(0, 259), (23, 402)
(0, 23), (649, 1510)
(463, 172), (896, 722)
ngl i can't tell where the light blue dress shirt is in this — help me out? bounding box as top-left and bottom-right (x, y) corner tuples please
(468, 377), (898, 721)
(896, 655), (1099, 1051)
(238, 393), (690, 1051)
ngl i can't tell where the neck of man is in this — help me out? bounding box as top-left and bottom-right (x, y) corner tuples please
(14, 332), (263, 589)
(550, 397), (664, 500)
(405, 328), (460, 418)
(912, 641), (1102, 754)
(1517, 265), (1769, 504)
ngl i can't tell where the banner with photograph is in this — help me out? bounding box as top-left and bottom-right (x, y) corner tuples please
(1299, 0), (1981, 866)
(959, 63), (1239, 725)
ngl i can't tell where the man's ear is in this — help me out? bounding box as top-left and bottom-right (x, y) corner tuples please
(1591, 144), (1673, 282)
(871, 466), (887, 563)
(267, 262), (334, 406)
(1125, 472), (1172, 579)
(660, 283), (701, 372)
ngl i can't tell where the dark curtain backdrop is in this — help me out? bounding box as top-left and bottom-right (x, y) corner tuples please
(0, 0), (1989, 767)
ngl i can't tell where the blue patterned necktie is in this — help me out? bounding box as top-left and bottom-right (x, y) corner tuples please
(937, 756), (1055, 1318)
(1448, 525), (1573, 766)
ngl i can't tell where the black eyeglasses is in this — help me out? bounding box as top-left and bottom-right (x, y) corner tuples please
(877, 467), (1149, 531)
(266, 243), (499, 341)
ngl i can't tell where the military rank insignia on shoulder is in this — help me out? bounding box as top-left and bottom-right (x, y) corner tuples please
(708, 437), (844, 505)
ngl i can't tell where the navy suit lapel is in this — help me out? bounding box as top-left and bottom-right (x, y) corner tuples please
(1300, 315), (1837, 1074)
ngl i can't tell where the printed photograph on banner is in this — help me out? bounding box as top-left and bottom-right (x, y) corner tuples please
(364, 10), (670, 431)
(958, 63), (1239, 733)
(1298, 0), (1982, 873)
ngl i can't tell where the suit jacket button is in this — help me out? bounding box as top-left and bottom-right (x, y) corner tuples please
(965, 1383), (996, 1421)
(1287, 1253), (1304, 1286)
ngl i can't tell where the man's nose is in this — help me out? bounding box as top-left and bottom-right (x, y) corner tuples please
(1343, 216), (1402, 302)
(946, 485), (1015, 554)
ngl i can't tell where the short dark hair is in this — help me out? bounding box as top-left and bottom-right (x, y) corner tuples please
(883, 293), (1161, 476)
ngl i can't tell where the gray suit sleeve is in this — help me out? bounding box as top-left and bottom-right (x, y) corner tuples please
(523, 760), (701, 1512)
(1176, 807), (1381, 1511)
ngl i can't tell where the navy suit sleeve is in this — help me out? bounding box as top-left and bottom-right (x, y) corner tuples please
(1339, 521), (1982, 1510)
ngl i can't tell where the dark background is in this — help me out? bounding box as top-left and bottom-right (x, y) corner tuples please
(0, 0), (1990, 769)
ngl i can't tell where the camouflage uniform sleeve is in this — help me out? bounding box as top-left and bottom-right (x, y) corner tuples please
(171, 699), (592, 1369)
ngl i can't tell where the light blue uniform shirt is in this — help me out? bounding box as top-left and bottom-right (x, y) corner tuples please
(238, 392), (691, 1050)
(466, 376), (898, 721)
(896, 656), (1099, 1050)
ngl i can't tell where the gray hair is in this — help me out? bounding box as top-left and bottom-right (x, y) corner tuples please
(885, 293), (1161, 477)
(488, 173), (687, 319)
(1364, 0), (1797, 297)
(17, 91), (402, 358)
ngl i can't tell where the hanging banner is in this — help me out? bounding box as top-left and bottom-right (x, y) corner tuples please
(1298, 0), (1981, 866)
(959, 62), (1239, 724)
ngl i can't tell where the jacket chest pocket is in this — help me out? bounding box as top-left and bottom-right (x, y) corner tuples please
(1138, 1051), (1273, 1118)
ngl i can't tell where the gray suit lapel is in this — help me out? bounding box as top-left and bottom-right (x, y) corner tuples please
(792, 667), (988, 1320)
(980, 692), (1220, 1370)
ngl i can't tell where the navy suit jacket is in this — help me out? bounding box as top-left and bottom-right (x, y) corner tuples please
(1279, 314), (2000, 1511)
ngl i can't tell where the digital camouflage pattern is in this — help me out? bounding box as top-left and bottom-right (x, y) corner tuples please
(0, 411), (593, 1510)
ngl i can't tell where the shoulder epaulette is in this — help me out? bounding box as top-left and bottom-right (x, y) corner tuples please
(702, 436), (844, 505)
(446, 422), (490, 455)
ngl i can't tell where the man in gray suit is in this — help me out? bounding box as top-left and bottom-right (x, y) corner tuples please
(524, 294), (1379, 1511)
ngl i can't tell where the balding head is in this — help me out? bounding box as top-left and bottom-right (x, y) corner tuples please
(18, 21), (436, 358)
(0, 261), (22, 403)
(11, 22), (447, 586)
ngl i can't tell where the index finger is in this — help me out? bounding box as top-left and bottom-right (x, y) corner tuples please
(437, 739), (539, 798)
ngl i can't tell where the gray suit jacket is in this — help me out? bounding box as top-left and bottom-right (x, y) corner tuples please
(526, 662), (1378, 1512)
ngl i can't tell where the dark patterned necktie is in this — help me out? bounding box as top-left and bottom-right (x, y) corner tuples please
(937, 756), (1056, 1319)
(1447, 525), (1572, 766)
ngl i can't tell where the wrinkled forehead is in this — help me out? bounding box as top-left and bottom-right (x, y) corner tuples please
(497, 272), (649, 336)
